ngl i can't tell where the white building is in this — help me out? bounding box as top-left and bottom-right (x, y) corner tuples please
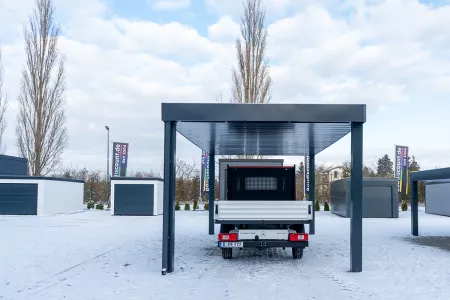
(325, 166), (345, 182)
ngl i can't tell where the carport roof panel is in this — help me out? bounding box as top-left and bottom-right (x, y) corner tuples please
(162, 103), (366, 156)
(162, 103), (366, 123)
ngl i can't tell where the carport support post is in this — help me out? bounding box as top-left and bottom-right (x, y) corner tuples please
(350, 122), (363, 272)
(162, 121), (176, 275)
(208, 152), (215, 235)
(309, 155), (316, 235)
(411, 180), (419, 236)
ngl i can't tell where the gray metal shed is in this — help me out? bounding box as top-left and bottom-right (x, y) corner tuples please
(161, 102), (366, 275)
(330, 178), (399, 218)
(0, 155), (28, 175)
(425, 180), (450, 217)
(218, 159), (284, 200)
(410, 168), (450, 236)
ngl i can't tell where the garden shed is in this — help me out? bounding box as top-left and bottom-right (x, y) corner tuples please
(425, 180), (450, 217)
(330, 177), (399, 218)
(110, 177), (163, 216)
(0, 176), (84, 216)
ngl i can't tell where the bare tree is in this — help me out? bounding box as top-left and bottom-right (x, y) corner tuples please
(231, 0), (273, 104)
(175, 158), (199, 203)
(16, 0), (68, 176)
(226, 0), (273, 160)
(0, 47), (7, 154)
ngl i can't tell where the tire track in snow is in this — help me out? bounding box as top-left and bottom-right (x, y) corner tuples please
(16, 246), (122, 299)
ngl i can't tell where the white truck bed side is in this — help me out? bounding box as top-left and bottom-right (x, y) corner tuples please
(214, 200), (313, 221)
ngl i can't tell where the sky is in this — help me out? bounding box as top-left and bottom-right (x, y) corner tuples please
(0, 0), (450, 175)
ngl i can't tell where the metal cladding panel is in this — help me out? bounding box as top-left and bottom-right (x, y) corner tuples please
(330, 179), (348, 217)
(176, 122), (351, 156)
(113, 184), (154, 216)
(330, 178), (398, 218)
(0, 183), (38, 215)
(0, 155), (28, 175)
(425, 181), (450, 217)
(363, 187), (392, 218)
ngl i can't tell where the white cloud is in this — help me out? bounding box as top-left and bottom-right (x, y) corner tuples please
(207, 16), (240, 42)
(204, 0), (297, 16)
(148, 0), (191, 11)
(266, 2), (450, 109)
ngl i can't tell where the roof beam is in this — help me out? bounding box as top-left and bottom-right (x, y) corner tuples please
(162, 103), (366, 123)
(410, 168), (450, 182)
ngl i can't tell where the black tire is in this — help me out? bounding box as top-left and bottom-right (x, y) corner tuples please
(292, 247), (304, 259)
(220, 224), (234, 259)
(222, 248), (233, 259)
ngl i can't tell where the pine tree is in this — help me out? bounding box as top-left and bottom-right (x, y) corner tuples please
(377, 154), (394, 177)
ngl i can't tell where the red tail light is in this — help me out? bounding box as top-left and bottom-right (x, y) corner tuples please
(289, 233), (308, 242)
(218, 233), (238, 242)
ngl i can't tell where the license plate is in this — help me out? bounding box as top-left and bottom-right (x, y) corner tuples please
(219, 242), (243, 248)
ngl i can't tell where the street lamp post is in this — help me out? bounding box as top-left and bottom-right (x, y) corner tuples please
(105, 126), (110, 207)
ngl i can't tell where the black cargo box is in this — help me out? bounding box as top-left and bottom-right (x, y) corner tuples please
(226, 166), (296, 201)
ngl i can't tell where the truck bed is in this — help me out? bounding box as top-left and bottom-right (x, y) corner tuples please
(214, 200), (313, 224)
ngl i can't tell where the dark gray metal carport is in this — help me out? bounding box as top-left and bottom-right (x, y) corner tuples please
(410, 167), (450, 235)
(161, 103), (366, 275)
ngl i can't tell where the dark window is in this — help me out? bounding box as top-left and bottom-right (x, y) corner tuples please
(245, 177), (277, 190)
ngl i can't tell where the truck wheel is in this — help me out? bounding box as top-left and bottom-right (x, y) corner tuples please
(222, 248), (233, 259)
(292, 247), (304, 259)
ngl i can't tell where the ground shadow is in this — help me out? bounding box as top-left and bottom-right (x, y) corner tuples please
(403, 236), (450, 253)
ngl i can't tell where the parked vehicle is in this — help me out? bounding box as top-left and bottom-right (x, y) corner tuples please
(215, 165), (313, 259)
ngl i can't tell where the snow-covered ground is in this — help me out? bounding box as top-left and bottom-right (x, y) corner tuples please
(1, 209), (450, 300)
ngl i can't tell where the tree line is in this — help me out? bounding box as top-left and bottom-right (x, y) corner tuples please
(295, 154), (426, 204)
(54, 158), (219, 205)
(56, 152), (426, 207)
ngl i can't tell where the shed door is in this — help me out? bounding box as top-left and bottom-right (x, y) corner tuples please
(363, 186), (392, 218)
(0, 183), (38, 215)
(114, 184), (154, 216)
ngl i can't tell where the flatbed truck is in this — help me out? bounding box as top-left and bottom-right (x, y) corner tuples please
(215, 165), (313, 259)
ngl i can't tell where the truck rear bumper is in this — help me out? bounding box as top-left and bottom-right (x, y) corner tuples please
(218, 240), (308, 248)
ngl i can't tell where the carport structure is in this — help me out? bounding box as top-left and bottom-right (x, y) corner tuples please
(410, 167), (450, 235)
(161, 103), (366, 275)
